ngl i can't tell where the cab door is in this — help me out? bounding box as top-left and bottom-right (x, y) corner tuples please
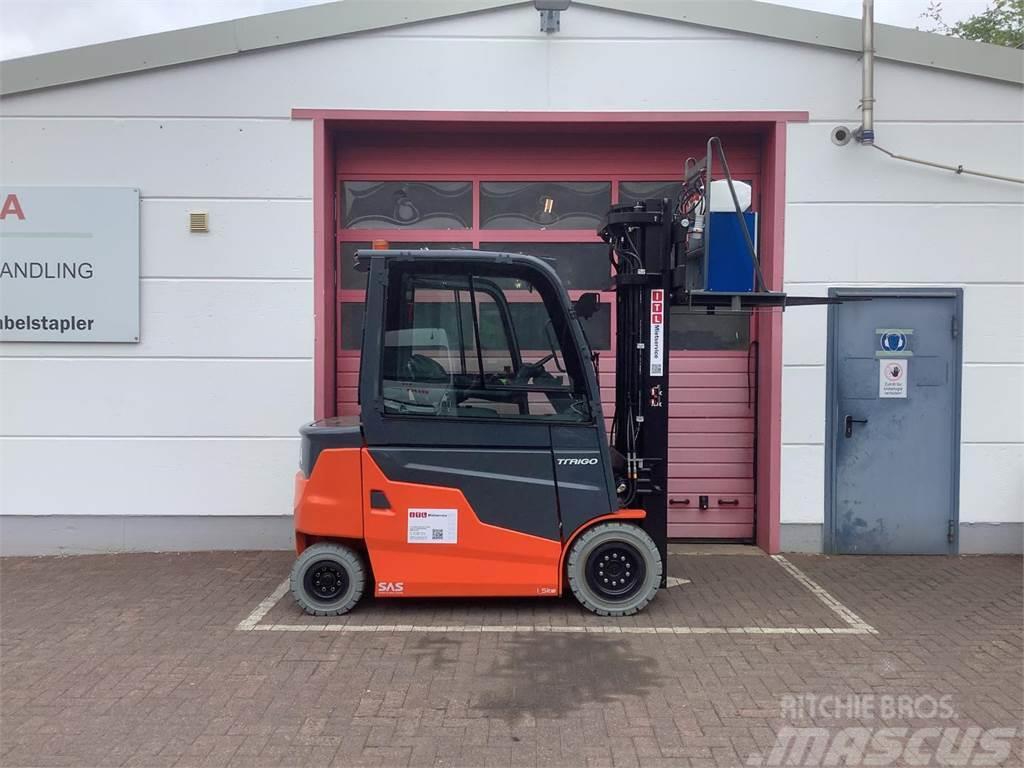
(358, 253), (603, 597)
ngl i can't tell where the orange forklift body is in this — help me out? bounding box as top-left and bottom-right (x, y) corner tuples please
(294, 448), (644, 599)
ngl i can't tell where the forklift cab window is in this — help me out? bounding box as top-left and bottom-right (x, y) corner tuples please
(380, 267), (591, 422)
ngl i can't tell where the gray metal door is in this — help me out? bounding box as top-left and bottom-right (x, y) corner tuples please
(826, 289), (962, 554)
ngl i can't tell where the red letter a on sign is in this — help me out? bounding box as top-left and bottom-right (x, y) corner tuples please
(0, 194), (25, 220)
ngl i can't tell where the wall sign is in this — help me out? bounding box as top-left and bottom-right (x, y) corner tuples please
(876, 327), (914, 357)
(0, 187), (140, 342)
(649, 289), (664, 376)
(880, 331), (906, 353)
(879, 359), (908, 399)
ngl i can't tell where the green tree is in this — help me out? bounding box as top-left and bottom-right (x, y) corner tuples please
(920, 0), (1024, 48)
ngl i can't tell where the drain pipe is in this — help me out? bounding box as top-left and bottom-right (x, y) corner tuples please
(844, 0), (1022, 183)
(855, 0), (874, 145)
(869, 144), (1024, 184)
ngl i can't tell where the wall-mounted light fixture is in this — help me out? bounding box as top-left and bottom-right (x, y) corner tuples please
(535, 0), (570, 33)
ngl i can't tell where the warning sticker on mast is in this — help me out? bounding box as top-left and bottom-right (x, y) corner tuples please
(650, 289), (665, 377)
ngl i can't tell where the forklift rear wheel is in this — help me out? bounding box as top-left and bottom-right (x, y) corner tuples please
(566, 522), (662, 616)
(290, 542), (366, 616)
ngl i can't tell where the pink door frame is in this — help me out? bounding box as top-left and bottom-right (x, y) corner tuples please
(293, 109), (808, 553)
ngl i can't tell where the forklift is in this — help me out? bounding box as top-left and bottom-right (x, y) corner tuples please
(290, 139), (832, 616)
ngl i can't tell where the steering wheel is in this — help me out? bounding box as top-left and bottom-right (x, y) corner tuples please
(404, 353), (448, 381)
(513, 353), (556, 384)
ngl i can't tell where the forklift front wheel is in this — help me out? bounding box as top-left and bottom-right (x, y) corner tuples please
(566, 522), (662, 617)
(290, 542), (366, 616)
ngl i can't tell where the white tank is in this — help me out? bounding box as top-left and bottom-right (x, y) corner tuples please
(708, 179), (752, 212)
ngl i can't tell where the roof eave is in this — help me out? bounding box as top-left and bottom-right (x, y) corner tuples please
(1, 0), (1020, 97)
(0, 0), (520, 96)
(585, 0), (1024, 85)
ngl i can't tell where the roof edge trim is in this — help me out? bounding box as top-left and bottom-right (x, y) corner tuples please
(584, 0), (1024, 85)
(0, 0), (517, 96)
(1, 0), (1020, 97)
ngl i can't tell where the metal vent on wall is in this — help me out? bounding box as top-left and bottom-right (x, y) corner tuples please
(189, 212), (209, 233)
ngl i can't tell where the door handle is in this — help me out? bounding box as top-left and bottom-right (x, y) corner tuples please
(844, 415), (868, 438)
(669, 498), (691, 506)
(718, 498), (740, 506)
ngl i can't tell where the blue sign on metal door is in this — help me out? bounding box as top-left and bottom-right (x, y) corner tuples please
(879, 331), (908, 353)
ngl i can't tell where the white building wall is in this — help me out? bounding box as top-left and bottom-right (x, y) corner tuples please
(0, 118), (315, 547)
(1, 4), (1021, 552)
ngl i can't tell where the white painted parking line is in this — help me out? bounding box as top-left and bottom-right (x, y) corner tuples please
(236, 578), (290, 631)
(771, 554), (878, 634)
(246, 623), (874, 635)
(235, 557), (878, 636)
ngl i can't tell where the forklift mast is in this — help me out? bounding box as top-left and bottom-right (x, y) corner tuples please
(599, 198), (674, 573)
(598, 137), (838, 574)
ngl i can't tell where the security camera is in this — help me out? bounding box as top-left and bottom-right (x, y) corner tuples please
(831, 125), (852, 146)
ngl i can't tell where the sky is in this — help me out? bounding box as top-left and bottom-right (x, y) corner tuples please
(0, 0), (995, 61)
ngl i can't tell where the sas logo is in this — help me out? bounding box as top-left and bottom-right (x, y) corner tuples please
(557, 457), (599, 466)
(409, 511), (429, 518)
(378, 581), (405, 593)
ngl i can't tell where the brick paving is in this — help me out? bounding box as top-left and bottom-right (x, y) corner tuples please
(0, 549), (1020, 767)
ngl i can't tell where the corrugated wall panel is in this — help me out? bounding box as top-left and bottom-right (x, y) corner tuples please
(666, 352), (756, 538)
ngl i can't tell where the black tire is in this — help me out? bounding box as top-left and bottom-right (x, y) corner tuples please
(566, 522), (662, 616)
(290, 542), (366, 616)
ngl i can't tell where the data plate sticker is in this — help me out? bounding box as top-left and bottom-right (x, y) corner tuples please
(407, 508), (458, 544)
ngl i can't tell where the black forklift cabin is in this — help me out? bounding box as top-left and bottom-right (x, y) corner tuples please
(354, 249), (631, 551)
